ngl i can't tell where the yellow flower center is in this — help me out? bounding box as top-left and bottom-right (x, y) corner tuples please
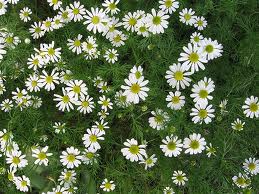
(89, 134), (97, 142)
(205, 45), (214, 53)
(35, 27), (41, 33)
(248, 163), (256, 171)
(130, 83), (140, 94)
(167, 141), (176, 150)
(45, 76), (53, 83)
(38, 152), (47, 160)
(172, 96), (180, 104)
(74, 40), (81, 47)
(62, 95), (70, 103)
(73, 8), (79, 15)
(155, 115), (164, 123)
(199, 90), (208, 99)
(45, 21), (51, 28)
(139, 26), (147, 33)
(190, 140), (200, 149)
(174, 71), (183, 81)
(129, 145), (139, 154)
(153, 16), (161, 25)
(198, 109), (208, 118)
(114, 35), (121, 43)
(52, 0), (58, 4)
(32, 58), (39, 65)
(48, 48), (55, 56)
(197, 20), (203, 26)
(73, 85), (81, 94)
(165, 0), (172, 7)
(189, 53), (199, 62)
(66, 154), (76, 162)
(193, 36), (200, 42)
(105, 182), (112, 189)
(82, 101), (89, 107)
(102, 100), (109, 107)
(12, 157), (20, 165)
(184, 13), (191, 21)
(250, 103), (258, 112)
(86, 152), (94, 159)
(108, 3), (116, 10)
(146, 158), (153, 165)
(21, 180), (27, 187)
(31, 80), (38, 87)
(6, 37), (13, 44)
(128, 18), (137, 26)
(91, 16), (100, 24)
(236, 177), (246, 186)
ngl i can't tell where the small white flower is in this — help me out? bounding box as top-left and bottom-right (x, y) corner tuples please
(14, 175), (30, 192)
(122, 11), (140, 32)
(67, 34), (83, 55)
(100, 178), (116, 192)
(148, 109), (169, 130)
(159, 0), (179, 14)
(199, 38), (223, 60)
(19, 7), (32, 22)
(54, 88), (76, 112)
(243, 158), (259, 175)
(68, 1), (86, 22)
(179, 8), (196, 25)
(139, 154), (157, 170)
(6, 150), (28, 170)
(146, 9), (169, 34)
(242, 96), (259, 118)
(98, 95), (113, 111)
(160, 135), (183, 157)
(102, 0), (120, 15)
(75, 95), (94, 114)
(166, 91), (185, 110)
(65, 79), (88, 100)
(104, 48), (119, 64)
(38, 69), (60, 91)
(190, 32), (204, 45)
(172, 170), (188, 186)
(232, 173), (251, 188)
(231, 118), (245, 131)
(190, 103), (215, 124)
(183, 133), (206, 155)
(194, 16), (207, 31)
(47, 0), (62, 10)
(82, 128), (105, 150)
(32, 146), (53, 166)
(60, 146), (82, 169)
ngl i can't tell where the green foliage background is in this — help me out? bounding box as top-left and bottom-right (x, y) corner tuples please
(0, 0), (258, 193)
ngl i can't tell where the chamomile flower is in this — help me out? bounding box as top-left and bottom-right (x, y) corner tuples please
(100, 179), (116, 192)
(122, 12), (139, 32)
(60, 70), (73, 84)
(102, 0), (120, 15)
(159, 0), (179, 14)
(199, 38), (223, 60)
(243, 158), (259, 175)
(172, 170), (188, 186)
(52, 15), (64, 29)
(60, 146), (82, 169)
(75, 95), (94, 114)
(82, 147), (99, 165)
(109, 31), (127, 47)
(53, 122), (66, 134)
(130, 65), (143, 79)
(84, 7), (108, 34)
(165, 63), (192, 90)
(232, 173), (251, 188)
(0, 99), (13, 112)
(54, 88), (75, 112)
(115, 90), (131, 108)
(58, 169), (77, 186)
(29, 22), (45, 39)
(12, 88), (28, 103)
(39, 70), (60, 91)
(121, 74), (149, 104)
(179, 8), (196, 26)
(178, 43), (208, 73)
(27, 54), (45, 70)
(32, 146), (53, 166)
(6, 150), (28, 170)
(190, 32), (204, 45)
(194, 16), (207, 31)
(0, 0), (7, 16)
(104, 48), (118, 64)
(47, 0), (62, 10)
(146, 9), (169, 34)
(163, 187), (175, 194)
(67, 34), (83, 55)
(92, 120), (109, 132)
(98, 95), (113, 111)
(98, 110), (109, 120)
(206, 143), (216, 158)
(139, 154), (157, 170)
(160, 135), (183, 157)
(42, 17), (54, 32)
(41, 41), (62, 63)
(148, 109), (169, 130)
(121, 138), (147, 162)
(242, 96), (259, 118)
(25, 74), (41, 92)
(166, 91), (185, 110)
(59, 6), (71, 23)
(4, 33), (21, 49)
(65, 79), (88, 100)
(98, 81), (110, 93)
(82, 36), (98, 55)
(31, 96), (42, 108)
(190, 103), (215, 124)
(183, 133), (206, 155)
(135, 18), (150, 37)
(14, 175), (30, 192)
(19, 7), (32, 22)
(68, 1), (86, 22)
(82, 128), (105, 150)
(231, 118), (245, 131)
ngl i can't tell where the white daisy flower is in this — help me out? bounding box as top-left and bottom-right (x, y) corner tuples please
(75, 95), (94, 114)
(103, 16), (122, 38)
(139, 154), (157, 170)
(19, 7), (32, 22)
(67, 34), (83, 55)
(0, 0), (7, 16)
(52, 15), (64, 29)
(166, 91), (185, 110)
(190, 32), (204, 45)
(135, 18), (150, 37)
(206, 143), (216, 158)
(98, 81), (110, 93)
(65, 79), (88, 100)
(4, 33), (21, 49)
(231, 118), (245, 131)
(92, 120), (109, 132)
(121, 138), (147, 162)
(14, 175), (30, 192)
(47, 0), (62, 10)
(60, 146), (82, 169)
(163, 187), (175, 194)
(98, 110), (109, 120)
(115, 90), (131, 108)
(0, 99), (13, 112)
(183, 133), (206, 155)
(242, 96), (259, 118)
(31, 96), (42, 109)
(12, 87), (28, 103)
(194, 16), (207, 31)
(243, 158), (259, 175)
(98, 95), (113, 111)
(179, 8), (196, 26)
(109, 31), (127, 47)
(27, 54), (45, 70)
(148, 109), (169, 130)
(81, 147), (99, 165)
(100, 179), (116, 192)
(32, 146), (53, 166)
(121, 74), (149, 104)
(159, 0), (179, 14)
(54, 88), (75, 112)
(25, 74), (41, 92)
(199, 38), (223, 60)
(102, 0), (120, 15)
(146, 9), (169, 34)
(104, 48), (118, 64)
(82, 36), (98, 55)
(82, 128), (105, 150)
(41, 41), (62, 63)
(60, 70), (73, 84)
(178, 43), (208, 73)
(160, 135), (183, 157)
(58, 169), (77, 186)
(190, 103), (215, 124)
(171, 170), (188, 186)
(68, 1), (86, 22)
(232, 173), (251, 188)
(165, 63), (192, 90)
(58, 6), (71, 23)
(122, 11), (140, 32)
(42, 17), (54, 32)
(6, 150), (28, 170)
(53, 122), (66, 134)
(29, 22), (45, 39)
(38, 69), (60, 91)
(129, 65), (144, 79)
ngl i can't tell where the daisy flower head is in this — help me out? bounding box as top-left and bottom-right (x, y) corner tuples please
(190, 103), (215, 124)
(27, 53), (45, 71)
(121, 138), (147, 162)
(82, 128), (105, 150)
(58, 169), (77, 186)
(179, 8), (196, 26)
(109, 30), (127, 47)
(165, 63), (192, 90)
(242, 96), (259, 118)
(84, 7), (108, 34)
(178, 43), (208, 73)
(82, 147), (99, 165)
(102, 0), (120, 15)
(172, 170), (188, 186)
(68, 1), (86, 22)
(31, 96), (42, 109)
(146, 9), (169, 34)
(82, 36), (98, 55)
(75, 95), (94, 114)
(65, 79), (88, 100)
(194, 16), (207, 31)
(100, 179), (116, 192)
(52, 15), (64, 30)
(0, 0), (7, 16)
(29, 22), (45, 39)
(53, 122), (66, 134)
(25, 74), (41, 92)
(139, 154), (157, 170)
(199, 38), (223, 60)
(92, 119), (110, 132)
(206, 143), (216, 158)
(232, 173), (251, 188)
(159, 0), (179, 14)
(67, 34), (83, 55)
(148, 109), (169, 130)
(160, 135), (183, 157)
(4, 33), (21, 49)
(1, 99), (13, 112)
(14, 175), (30, 192)
(19, 7), (32, 22)
(135, 17), (150, 37)
(190, 79), (214, 106)
(7, 0), (19, 4)
(6, 150), (28, 170)
(47, 0), (62, 10)
(60, 146), (82, 169)
(42, 17), (54, 32)
(190, 32), (204, 45)
(231, 118), (245, 131)
(59, 6), (71, 23)
(115, 90), (131, 108)
(32, 146), (53, 166)
(166, 91), (185, 110)
(98, 81), (110, 93)
(243, 158), (259, 175)
(121, 74), (149, 104)
(98, 110), (109, 120)
(98, 95), (113, 111)
(38, 69), (60, 91)
(183, 133), (206, 155)
(104, 48), (118, 64)
(122, 11), (140, 32)
(163, 187), (175, 194)
(54, 88), (75, 112)
(40, 41), (62, 63)
(130, 65), (143, 80)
